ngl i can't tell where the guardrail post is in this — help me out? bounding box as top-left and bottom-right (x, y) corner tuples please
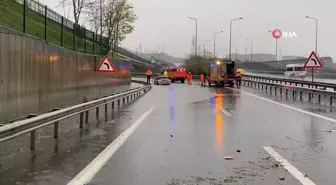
(96, 107), (99, 120)
(80, 112), (84, 128)
(27, 114), (38, 150)
(280, 88), (283, 95)
(308, 93), (311, 102)
(30, 130), (36, 151)
(118, 99), (120, 108)
(318, 94), (321, 104)
(292, 90), (297, 99)
(300, 91), (303, 100)
(54, 122), (59, 139)
(85, 111), (89, 123)
(285, 89), (288, 96)
(105, 104), (108, 121)
(330, 97), (333, 106)
(112, 101), (115, 111)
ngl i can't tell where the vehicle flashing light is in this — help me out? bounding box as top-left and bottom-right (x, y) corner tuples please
(216, 61), (221, 65)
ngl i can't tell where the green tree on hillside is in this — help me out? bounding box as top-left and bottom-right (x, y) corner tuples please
(104, 0), (137, 56)
(184, 56), (219, 75)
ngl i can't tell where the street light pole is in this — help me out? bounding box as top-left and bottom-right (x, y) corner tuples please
(188, 17), (198, 56)
(232, 45), (238, 61)
(246, 39), (253, 62)
(229, 17), (243, 60)
(203, 40), (211, 57)
(213, 31), (223, 58)
(305, 16), (318, 83)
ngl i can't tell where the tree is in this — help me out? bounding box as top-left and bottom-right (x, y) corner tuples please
(59, 0), (91, 24)
(184, 56), (216, 75)
(85, 0), (101, 33)
(104, 0), (137, 56)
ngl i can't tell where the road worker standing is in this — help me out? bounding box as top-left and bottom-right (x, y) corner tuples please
(187, 72), (192, 85)
(235, 71), (242, 87)
(200, 73), (205, 86)
(163, 69), (168, 77)
(146, 69), (153, 83)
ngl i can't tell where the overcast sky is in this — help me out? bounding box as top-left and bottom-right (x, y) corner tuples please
(41, 0), (335, 60)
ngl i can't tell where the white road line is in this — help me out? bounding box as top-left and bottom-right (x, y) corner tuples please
(263, 146), (316, 185)
(220, 108), (232, 116)
(67, 107), (156, 185)
(228, 87), (336, 123)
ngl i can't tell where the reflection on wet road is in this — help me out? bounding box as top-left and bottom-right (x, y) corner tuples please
(1, 83), (336, 185)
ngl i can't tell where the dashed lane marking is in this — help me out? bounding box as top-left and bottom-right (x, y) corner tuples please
(263, 146), (316, 185)
(67, 107), (156, 185)
(220, 108), (232, 116)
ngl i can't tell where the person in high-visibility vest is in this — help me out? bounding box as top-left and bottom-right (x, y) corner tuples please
(146, 69), (153, 83)
(235, 71), (242, 87)
(200, 73), (205, 86)
(187, 72), (192, 85)
(163, 70), (168, 77)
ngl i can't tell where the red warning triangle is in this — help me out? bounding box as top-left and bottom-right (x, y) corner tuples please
(97, 56), (116, 72)
(304, 51), (323, 68)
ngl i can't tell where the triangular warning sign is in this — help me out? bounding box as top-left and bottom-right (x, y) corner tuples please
(304, 51), (323, 68)
(97, 56), (116, 72)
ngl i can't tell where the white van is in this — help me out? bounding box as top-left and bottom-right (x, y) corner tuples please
(284, 64), (307, 77)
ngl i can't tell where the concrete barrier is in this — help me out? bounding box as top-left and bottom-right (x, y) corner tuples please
(0, 26), (131, 122)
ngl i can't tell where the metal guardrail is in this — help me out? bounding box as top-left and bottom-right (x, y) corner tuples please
(243, 74), (336, 91)
(242, 78), (336, 106)
(0, 80), (151, 150)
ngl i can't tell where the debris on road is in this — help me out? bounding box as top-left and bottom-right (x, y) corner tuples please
(236, 150), (241, 153)
(279, 177), (285, 180)
(225, 156), (234, 160)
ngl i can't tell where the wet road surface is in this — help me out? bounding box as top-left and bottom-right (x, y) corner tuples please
(1, 82), (336, 185)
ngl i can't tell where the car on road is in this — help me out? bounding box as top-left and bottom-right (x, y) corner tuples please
(154, 76), (171, 85)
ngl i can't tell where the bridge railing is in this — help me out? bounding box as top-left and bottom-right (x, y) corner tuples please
(0, 80), (151, 150)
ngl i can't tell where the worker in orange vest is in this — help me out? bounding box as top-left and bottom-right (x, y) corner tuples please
(235, 71), (242, 87)
(146, 69), (153, 83)
(200, 73), (205, 86)
(187, 72), (192, 85)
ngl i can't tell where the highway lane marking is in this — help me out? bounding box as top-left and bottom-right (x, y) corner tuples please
(220, 108), (232, 116)
(263, 146), (316, 185)
(67, 107), (156, 185)
(229, 88), (336, 123)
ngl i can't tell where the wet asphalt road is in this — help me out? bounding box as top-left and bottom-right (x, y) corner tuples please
(1, 81), (336, 185)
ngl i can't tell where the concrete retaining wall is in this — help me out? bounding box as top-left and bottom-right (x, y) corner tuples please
(0, 26), (131, 122)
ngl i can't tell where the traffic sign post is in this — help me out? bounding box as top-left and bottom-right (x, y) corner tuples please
(303, 51), (323, 83)
(97, 56), (116, 72)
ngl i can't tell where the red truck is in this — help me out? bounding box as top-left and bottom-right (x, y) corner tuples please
(207, 60), (235, 87)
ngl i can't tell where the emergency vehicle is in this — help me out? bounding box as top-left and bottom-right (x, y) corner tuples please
(207, 60), (235, 87)
(162, 68), (187, 83)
